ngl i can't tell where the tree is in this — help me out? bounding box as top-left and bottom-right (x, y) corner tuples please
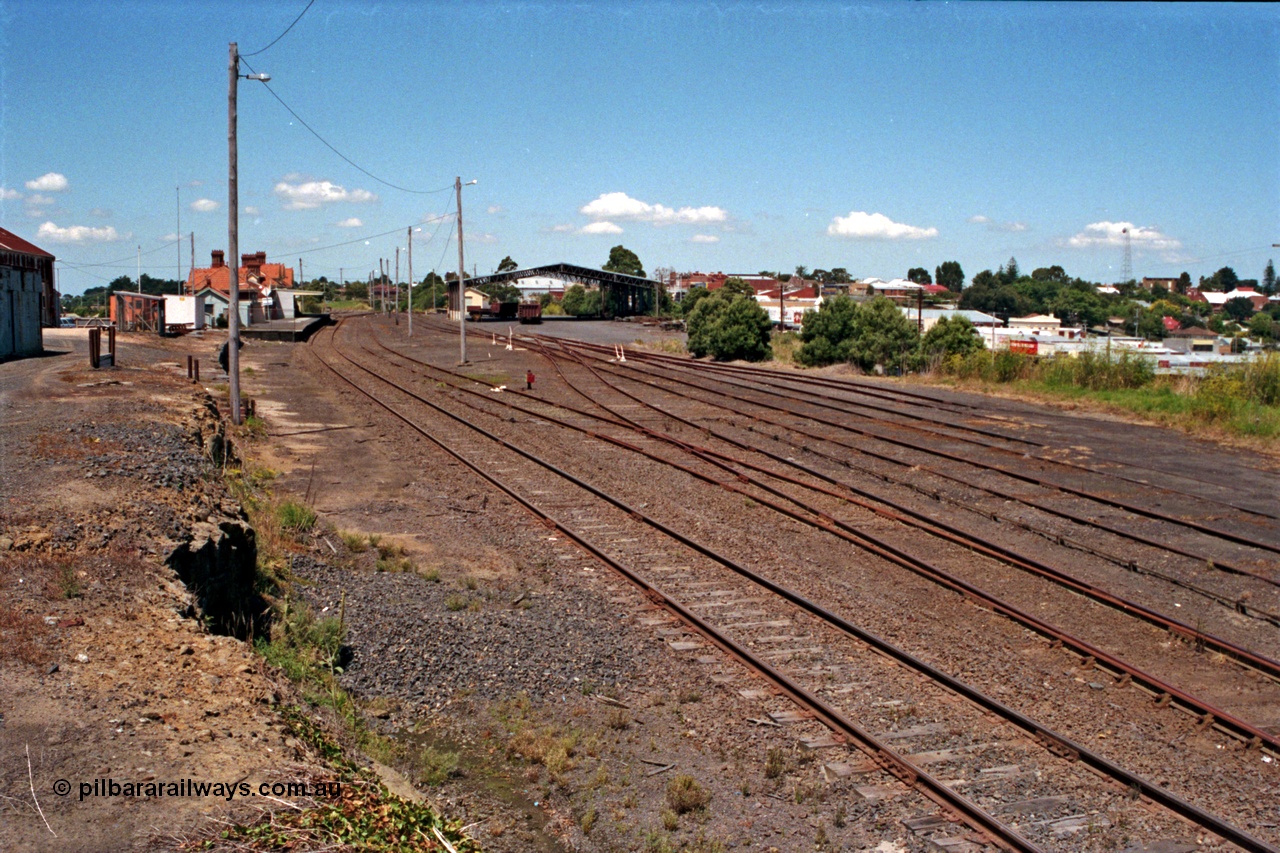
(680, 286), (712, 317)
(1048, 287), (1106, 329)
(603, 245), (645, 278)
(1031, 265), (1069, 284)
(919, 315), (982, 364)
(796, 296), (858, 366)
(829, 267), (851, 284)
(1201, 266), (1239, 292)
(794, 265), (809, 280)
(907, 267), (932, 285)
(686, 289), (772, 361)
(935, 261), (964, 293)
(497, 256), (518, 273)
(1223, 296), (1255, 323)
(998, 257), (1019, 285)
(1263, 260), (1276, 296)
(720, 276), (755, 299)
(565, 284), (588, 313)
(1248, 312), (1276, 341)
(847, 297), (920, 374)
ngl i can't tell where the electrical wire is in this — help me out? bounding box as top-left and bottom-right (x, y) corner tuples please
(269, 213), (453, 261)
(239, 56), (453, 196)
(241, 0), (316, 58)
(59, 236), (183, 269)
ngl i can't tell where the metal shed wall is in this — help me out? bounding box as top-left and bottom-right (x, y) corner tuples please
(0, 265), (43, 359)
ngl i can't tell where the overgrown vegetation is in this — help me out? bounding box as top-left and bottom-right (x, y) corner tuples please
(686, 277), (773, 362)
(939, 350), (1280, 438)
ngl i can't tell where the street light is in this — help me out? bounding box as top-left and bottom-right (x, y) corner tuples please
(227, 42), (270, 424)
(455, 177), (477, 363)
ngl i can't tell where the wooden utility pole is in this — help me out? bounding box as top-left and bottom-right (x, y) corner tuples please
(456, 176), (467, 364)
(227, 41), (242, 424)
(394, 247), (400, 325)
(407, 226), (414, 337)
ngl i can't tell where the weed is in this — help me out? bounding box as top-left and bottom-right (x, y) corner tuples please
(645, 832), (674, 853)
(666, 774), (710, 814)
(418, 746), (461, 786)
(661, 809), (679, 831)
(462, 574), (479, 590)
(339, 531), (367, 552)
(419, 566), (441, 582)
(677, 689), (702, 704)
(815, 825), (829, 849)
(376, 556), (414, 573)
(764, 747), (786, 779)
(606, 708), (631, 730)
(48, 561), (83, 599)
(739, 780), (751, 796)
(445, 595), (469, 612)
(833, 803), (846, 827)
(276, 500), (317, 536)
(580, 808), (597, 835)
(0, 606), (50, 666)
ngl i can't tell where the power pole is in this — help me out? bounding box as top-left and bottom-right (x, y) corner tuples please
(227, 41), (242, 424)
(456, 176), (467, 363)
(189, 232), (195, 293)
(176, 186), (182, 285)
(394, 247), (400, 325)
(407, 226), (414, 337)
(137, 245), (142, 294)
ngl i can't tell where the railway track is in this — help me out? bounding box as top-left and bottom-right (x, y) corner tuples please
(309, 317), (1279, 851)
(538, 336), (1280, 605)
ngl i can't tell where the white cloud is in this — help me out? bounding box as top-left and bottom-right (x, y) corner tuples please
(580, 191), (727, 225)
(274, 179), (377, 210)
(1065, 221), (1181, 250)
(487, 205), (504, 215)
(969, 214), (1028, 233)
(161, 232), (181, 242)
(580, 221), (623, 235)
(36, 221), (125, 244)
(547, 224), (576, 233)
(26, 172), (68, 192)
(89, 207), (112, 218)
(244, 206), (260, 216)
(25, 194), (54, 208)
(336, 217), (363, 228)
(827, 211), (938, 240)
(690, 234), (720, 244)
(472, 232), (498, 244)
(1, 187), (21, 201)
(190, 198), (219, 212)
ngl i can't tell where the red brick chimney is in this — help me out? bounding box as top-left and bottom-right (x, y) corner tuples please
(211, 250), (225, 268)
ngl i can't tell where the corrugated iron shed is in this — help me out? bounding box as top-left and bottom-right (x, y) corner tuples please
(0, 227), (56, 359)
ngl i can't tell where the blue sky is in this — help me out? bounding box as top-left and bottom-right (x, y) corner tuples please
(2, 1), (1276, 296)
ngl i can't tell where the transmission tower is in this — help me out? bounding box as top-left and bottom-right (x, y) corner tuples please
(1120, 227), (1133, 284)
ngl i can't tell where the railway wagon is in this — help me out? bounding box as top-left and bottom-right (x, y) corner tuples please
(517, 302), (542, 324)
(467, 301), (520, 321)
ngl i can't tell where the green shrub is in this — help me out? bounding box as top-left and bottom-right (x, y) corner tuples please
(277, 500), (317, 534)
(666, 774), (710, 814)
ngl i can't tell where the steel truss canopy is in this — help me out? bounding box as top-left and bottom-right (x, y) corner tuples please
(464, 262), (657, 318)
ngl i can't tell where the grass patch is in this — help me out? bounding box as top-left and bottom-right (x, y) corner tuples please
(417, 745), (461, 786)
(277, 500), (317, 536)
(338, 531), (367, 552)
(769, 330), (803, 366)
(665, 774), (710, 814)
(937, 350), (1280, 441)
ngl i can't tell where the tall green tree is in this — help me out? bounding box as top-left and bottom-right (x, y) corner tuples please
(686, 288), (772, 361)
(934, 261), (965, 292)
(1178, 272), (1192, 294)
(1201, 266), (1239, 292)
(720, 276), (756, 299)
(907, 267), (932, 285)
(603, 245), (645, 278)
(1223, 296), (1254, 322)
(497, 256), (518, 272)
(1263, 259), (1276, 296)
(847, 297), (920, 374)
(796, 296), (859, 366)
(561, 284), (588, 315)
(919, 315), (982, 364)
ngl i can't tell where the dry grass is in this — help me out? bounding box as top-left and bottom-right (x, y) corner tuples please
(665, 774), (710, 814)
(0, 605), (51, 666)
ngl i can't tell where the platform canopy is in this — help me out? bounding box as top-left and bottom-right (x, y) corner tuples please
(464, 262), (657, 317)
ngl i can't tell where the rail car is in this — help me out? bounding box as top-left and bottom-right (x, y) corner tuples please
(517, 302), (542, 324)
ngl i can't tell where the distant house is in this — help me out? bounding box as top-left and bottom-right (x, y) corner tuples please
(1141, 277), (1179, 292)
(1186, 287), (1266, 313)
(186, 250), (294, 325)
(852, 278), (925, 303)
(1165, 327), (1225, 354)
(0, 227), (55, 359)
(754, 284), (820, 327)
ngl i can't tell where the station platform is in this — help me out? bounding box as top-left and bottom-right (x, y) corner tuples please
(240, 314), (331, 342)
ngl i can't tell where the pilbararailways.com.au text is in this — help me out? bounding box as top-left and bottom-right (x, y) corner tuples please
(56, 777), (342, 802)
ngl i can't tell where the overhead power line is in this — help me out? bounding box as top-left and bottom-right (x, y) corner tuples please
(267, 213), (453, 261)
(241, 0), (316, 57)
(59, 236), (184, 269)
(239, 55), (453, 196)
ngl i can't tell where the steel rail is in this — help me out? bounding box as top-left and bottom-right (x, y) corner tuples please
(576, 343), (1280, 556)
(560, 335), (1280, 522)
(318, 319), (1278, 852)
(551, 343), (1280, 588)
(368, 332), (1280, 753)
(309, 323), (1040, 852)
